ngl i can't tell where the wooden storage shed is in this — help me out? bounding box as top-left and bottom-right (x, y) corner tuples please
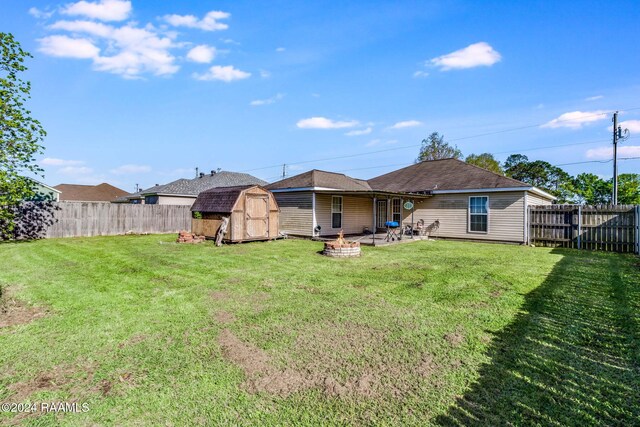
(191, 185), (279, 242)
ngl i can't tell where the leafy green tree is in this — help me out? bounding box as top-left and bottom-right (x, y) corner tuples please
(616, 173), (640, 205)
(465, 153), (504, 175)
(416, 132), (462, 162)
(504, 154), (576, 202)
(0, 33), (47, 238)
(573, 173), (611, 204)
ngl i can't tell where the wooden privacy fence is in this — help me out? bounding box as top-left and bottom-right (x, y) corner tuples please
(528, 204), (640, 254)
(46, 202), (192, 238)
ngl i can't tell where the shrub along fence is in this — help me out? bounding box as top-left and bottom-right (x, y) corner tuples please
(46, 202), (192, 238)
(528, 204), (639, 254)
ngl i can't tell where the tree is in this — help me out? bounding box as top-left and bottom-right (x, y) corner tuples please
(0, 33), (48, 239)
(616, 173), (640, 205)
(465, 153), (504, 175)
(573, 173), (611, 205)
(416, 132), (462, 162)
(504, 154), (575, 203)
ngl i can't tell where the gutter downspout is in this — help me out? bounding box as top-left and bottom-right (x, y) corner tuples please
(312, 192), (317, 237)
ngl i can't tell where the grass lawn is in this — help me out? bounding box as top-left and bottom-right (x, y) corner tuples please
(0, 236), (638, 426)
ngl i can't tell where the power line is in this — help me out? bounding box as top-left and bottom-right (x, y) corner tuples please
(241, 107), (640, 176)
(242, 106), (640, 175)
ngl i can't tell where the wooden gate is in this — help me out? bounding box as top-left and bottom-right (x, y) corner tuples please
(245, 194), (269, 239)
(529, 204), (639, 254)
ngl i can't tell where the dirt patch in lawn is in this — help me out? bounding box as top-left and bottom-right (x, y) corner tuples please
(218, 321), (441, 399)
(0, 287), (47, 329)
(210, 290), (231, 301)
(444, 328), (465, 347)
(218, 328), (308, 396)
(7, 362), (96, 402)
(215, 310), (235, 324)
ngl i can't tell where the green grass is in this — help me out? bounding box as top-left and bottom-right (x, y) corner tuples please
(0, 236), (638, 426)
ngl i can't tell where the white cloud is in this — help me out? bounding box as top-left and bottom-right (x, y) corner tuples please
(429, 42), (501, 71)
(50, 19), (114, 37)
(29, 7), (54, 19)
(41, 158), (84, 166)
(618, 120), (640, 133)
(586, 146), (640, 160)
(275, 47), (286, 52)
(585, 95), (604, 101)
(164, 10), (230, 31)
(59, 166), (94, 175)
(110, 164), (151, 174)
(250, 93), (284, 106)
(345, 127), (372, 136)
(194, 65), (251, 82)
(186, 45), (216, 63)
(62, 0), (132, 22)
(413, 70), (429, 78)
(38, 35), (100, 59)
(389, 120), (422, 129)
(42, 21), (180, 78)
(296, 117), (359, 129)
(542, 110), (608, 129)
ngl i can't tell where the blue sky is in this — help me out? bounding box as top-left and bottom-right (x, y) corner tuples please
(2, 0), (639, 192)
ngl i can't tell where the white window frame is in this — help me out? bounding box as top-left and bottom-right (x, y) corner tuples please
(468, 196), (489, 234)
(331, 196), (343, 229)
(392, 198), (402, 223)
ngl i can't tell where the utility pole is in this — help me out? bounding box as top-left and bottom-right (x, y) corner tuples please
(612, 111), (618, 205)
(282, 164), (286, 180)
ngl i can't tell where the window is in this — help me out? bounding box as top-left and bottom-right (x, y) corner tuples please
(145, 195), (159, 205)
(331, 196), (342, 229)
(392, 198), (402, 223)
(469, 196), (489, 233)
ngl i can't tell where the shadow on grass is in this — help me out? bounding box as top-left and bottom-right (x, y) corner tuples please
(436, 248), (640, 426)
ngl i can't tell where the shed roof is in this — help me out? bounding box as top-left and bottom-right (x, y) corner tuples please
(142, 172), (267, 197)
(266, 169), (372, 192)
(368, 158), (530, 193)
(191, 185), (255, 213)
(54, 183), (128, 202)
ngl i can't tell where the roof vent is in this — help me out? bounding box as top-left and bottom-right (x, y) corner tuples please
(210, 170), (216, 176)
(199, 173), (205, 178)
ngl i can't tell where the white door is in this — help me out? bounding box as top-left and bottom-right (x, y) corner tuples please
(377, 200), (387, 229)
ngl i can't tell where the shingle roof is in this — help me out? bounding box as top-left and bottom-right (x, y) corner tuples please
(54, 183), (128, 202)
(141, 172), (266, 197)
(266, 169), (372, 192)
(190, 185), (254, 213)
(367, 158), (530, 193)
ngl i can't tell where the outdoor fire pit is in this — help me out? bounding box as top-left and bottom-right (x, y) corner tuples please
(323, 231), (361, 258)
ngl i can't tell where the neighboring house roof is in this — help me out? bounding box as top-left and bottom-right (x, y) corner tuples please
(55, 183), (128, 202)
(141, 172), (267, 197)
(369, 158), (532, 193)
(191, 185), (255, 213)
(266, 169), (372, 192)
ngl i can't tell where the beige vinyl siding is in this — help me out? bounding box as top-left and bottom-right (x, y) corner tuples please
(409, 191), (526, 243)
(316, 194), (373, 236)
(273, 192), (313, 236)
(526, 192), (553, 206)
(157, 196), (196, 206)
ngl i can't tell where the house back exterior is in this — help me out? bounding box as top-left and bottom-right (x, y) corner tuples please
(266, 158), (554, 244)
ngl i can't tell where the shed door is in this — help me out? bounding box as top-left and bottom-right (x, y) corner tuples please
(245, 195), (269, 239)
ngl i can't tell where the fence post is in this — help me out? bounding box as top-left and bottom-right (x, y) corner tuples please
(577, 205), (582, 250)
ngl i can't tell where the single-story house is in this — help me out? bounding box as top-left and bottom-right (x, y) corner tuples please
(19, 178), (61, 201)
(266, 158), (555, 244)
(115, 171), (267, 205)
(54, 183), (127, 202)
